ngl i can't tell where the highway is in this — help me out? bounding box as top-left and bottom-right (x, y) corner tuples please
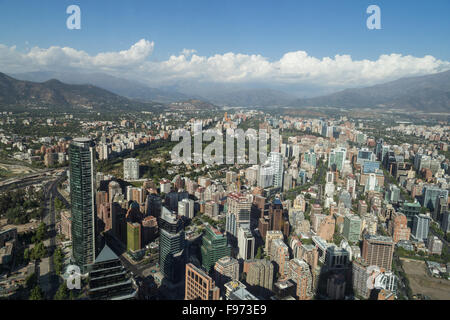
(39, 170), (69, 298)
(0, 168), (68, 192)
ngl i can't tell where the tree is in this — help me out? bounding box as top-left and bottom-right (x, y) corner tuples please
(29, 286), (44, 300)
(30, 241), (47, 261)
(54, 282), (69, 300)
(255, 246), (264, 259)
(25, 273), (37, 289)
(35, 222), (47, 242)
(23, 248), (30, 262)
(54, 198), (65, 211)
(53, 247), (64, 275)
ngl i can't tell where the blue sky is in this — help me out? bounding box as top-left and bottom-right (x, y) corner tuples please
(1, 0), (449, 60)
(0, 0), (449, 93)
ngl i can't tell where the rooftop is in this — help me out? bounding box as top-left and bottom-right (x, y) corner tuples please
(95, 245), (119, 264)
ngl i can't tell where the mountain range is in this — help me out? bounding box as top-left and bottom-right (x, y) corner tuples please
(289, 70), (450, 112)
(0, 72), (156, 112)
(11, 71), (195, 104)
(2, 70), (450, 112)
(11, 71), (298, 107)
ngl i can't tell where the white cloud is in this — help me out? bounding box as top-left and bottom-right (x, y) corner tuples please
(0, 38), (449, 90)
(180, 48), (197, 57)
(0, 38), (154, 72)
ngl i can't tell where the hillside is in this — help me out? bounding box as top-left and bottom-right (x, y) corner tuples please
(11, 71), (195, 104)
(0, 73), (156, 112)
(289, 70), (450, 112)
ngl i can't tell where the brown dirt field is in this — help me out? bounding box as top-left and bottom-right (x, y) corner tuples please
(0, 218), (40, 233)
(401, 258), (450, 300)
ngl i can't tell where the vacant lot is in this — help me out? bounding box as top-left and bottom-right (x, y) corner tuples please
(0, 163), (35, 175)
(401, 258), (450, 300)
(0, 218), (40, 233)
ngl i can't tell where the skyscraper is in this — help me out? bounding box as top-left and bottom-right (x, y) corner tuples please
(108, 180), (122, 204)
(127, 222), (141, 252)
(352, 258), (371, 299)
(185, 263), (220, 300)
(214, 256), (240, 288)
(237, 226), (255, 260)
(362, 235), (395, 271)
(328, 147), (346, 172)
(178, 198), (195, 219)
(269, 198), (290, 237)
(269, 152), (284, 188)
(123, 158), (140, 181)
(401, 200), (421, 227)
(441, 211), (450, 233)
(201, 224), (231, 273)
(269, 239), (289, 277)
(304, 150), (317, 168)
(427, 236), (443, 254)
(69, 137), (96, 273)
(88, 245), (138, 300)
(343, 214), (361, 243)
(389, 213), (410, 243)
(423, 187), (449, 212)
(411, 214), (431, 241)
(258, 163), (273, 188)
(356, 148), (375, 165)
(287, 258), (313, 300)
(245, 259), (274, 293)
(385, 184), (400, 204)
(145, 193), (162, 217)
(159, 207), (185, 283)
(326, 272), (346, 300)
(225, 193), (251, 237)
(264, 230), (284, 255)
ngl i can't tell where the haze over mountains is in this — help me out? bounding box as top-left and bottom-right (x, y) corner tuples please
(12, 71), (298, 107)
(11, 71), (195, 104)
(2, 70), (450, 112)
(289, 70), (450, 112)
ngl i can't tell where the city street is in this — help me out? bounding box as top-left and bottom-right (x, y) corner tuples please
(39, 171), (69, 299)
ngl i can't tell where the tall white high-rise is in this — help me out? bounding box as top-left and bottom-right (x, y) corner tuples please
(178, 198), (195, 219)
(123, 158), (139, 181)
(328, 147), (347, 172)
(238, 226), (255, 260)
(365, 173), (378, 192)
(270, 152), (283, 188)
(258, 164), (273, 188)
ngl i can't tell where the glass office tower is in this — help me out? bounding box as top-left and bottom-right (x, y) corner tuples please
(69, 137), (96, 273)
(158, 207), (185, 283)
(201, 224), (231, 273)
(88, 245), (138, 300)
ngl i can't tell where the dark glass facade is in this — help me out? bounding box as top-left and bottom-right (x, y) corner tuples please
(201, 225), (230, 273)
(88, 246), (137, 300)
(69, 138), (96, 273)
(158, 207), (185, 283)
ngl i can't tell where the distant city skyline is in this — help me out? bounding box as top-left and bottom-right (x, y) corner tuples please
(0, 0), (449, 94)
